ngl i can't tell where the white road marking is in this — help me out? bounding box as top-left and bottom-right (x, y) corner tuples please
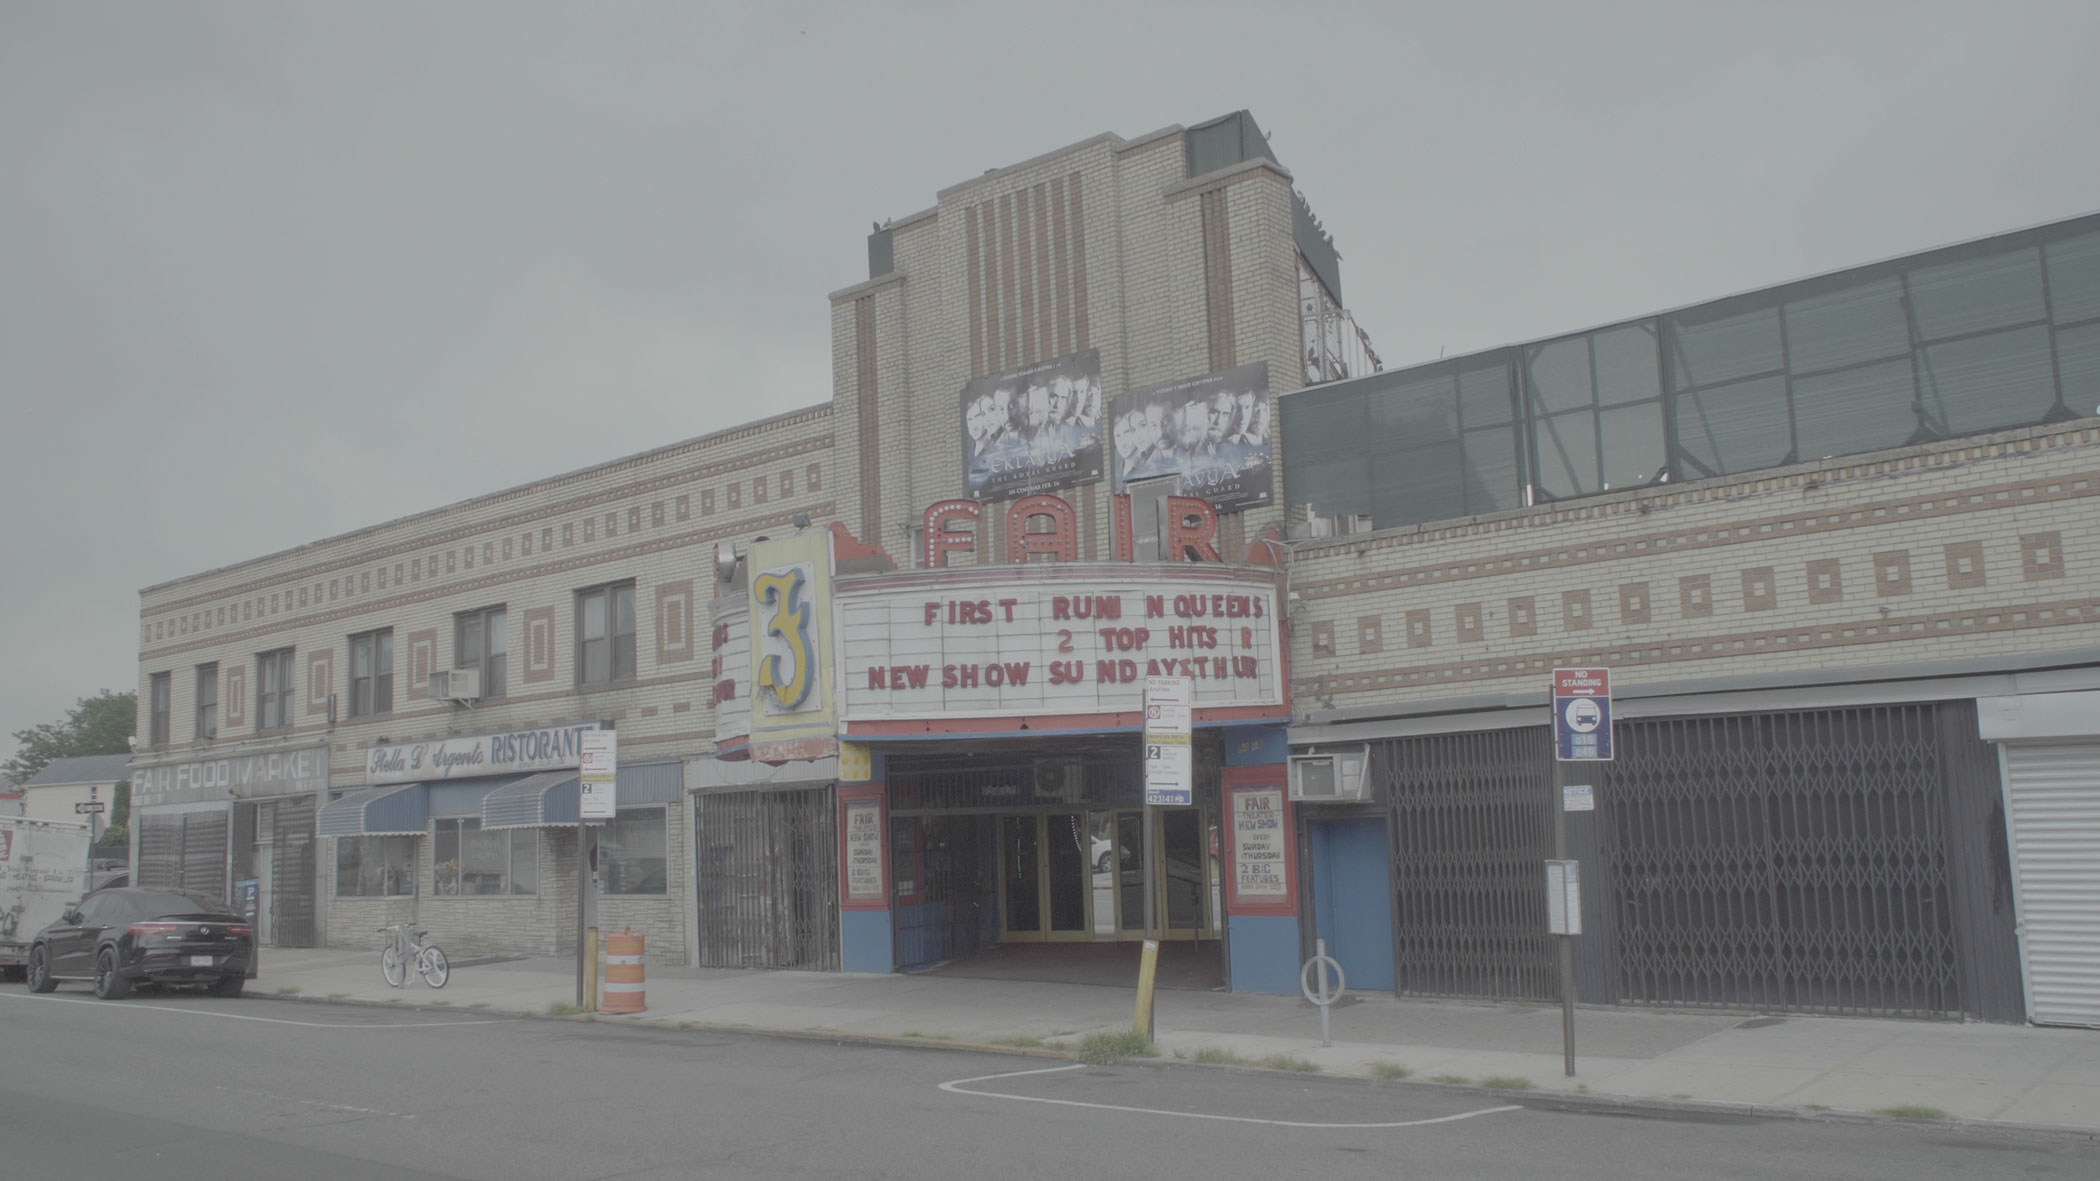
(1, 991), (505, 1028)
(940, 1063), (1525, 1129)
(215, 1084), (412, 1118)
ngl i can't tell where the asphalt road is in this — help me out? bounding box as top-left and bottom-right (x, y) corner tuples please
(4, 987), (2094, 1180)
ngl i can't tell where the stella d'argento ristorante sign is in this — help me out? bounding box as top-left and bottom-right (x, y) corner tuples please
(366, 722), (603, 785)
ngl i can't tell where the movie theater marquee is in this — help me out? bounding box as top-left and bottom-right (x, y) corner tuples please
(838, 570), (1283, 721)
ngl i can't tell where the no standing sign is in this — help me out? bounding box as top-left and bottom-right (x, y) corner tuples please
(1552, 667), (1613, 761)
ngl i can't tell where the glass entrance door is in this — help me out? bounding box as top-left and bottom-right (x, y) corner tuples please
(1111, 807), (1215, 941)
(1000, 813), (1092, 941)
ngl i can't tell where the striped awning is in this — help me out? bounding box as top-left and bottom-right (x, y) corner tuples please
(481, 771), (581, 830)
(316, 783), (428, 837)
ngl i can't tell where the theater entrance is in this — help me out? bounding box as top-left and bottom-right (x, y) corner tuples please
(888, 751), (1225, 983)
(997, 807), (1216, 942)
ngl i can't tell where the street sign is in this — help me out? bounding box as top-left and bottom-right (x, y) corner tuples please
(1545, 859), (1583, 935)
(1552, 667), (1613, 761)
(579, 729), (617, 820)
(1143, 676), (1193, 806)
(74, 801), (106, 814)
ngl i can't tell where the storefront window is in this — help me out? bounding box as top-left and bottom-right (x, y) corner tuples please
(600, 808), (667, 896)
(336, 835), (415, 898)
(433, 818), (537, 896)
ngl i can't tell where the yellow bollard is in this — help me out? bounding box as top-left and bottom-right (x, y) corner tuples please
(1133, 939), (1160, 1040)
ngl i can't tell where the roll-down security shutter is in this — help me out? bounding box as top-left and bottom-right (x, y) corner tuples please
(2002, 742), (2100, 1028)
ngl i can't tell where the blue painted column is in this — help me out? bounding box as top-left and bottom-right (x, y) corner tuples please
(1222, 725), (1302, 994)
(837, 775), (894, 974)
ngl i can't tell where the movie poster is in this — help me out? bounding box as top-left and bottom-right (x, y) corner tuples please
(1110, 362), (1272, 512)
(960, 350), (1104, 501)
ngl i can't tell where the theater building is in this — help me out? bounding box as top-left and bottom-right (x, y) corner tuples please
(129, 111), (1358, 989)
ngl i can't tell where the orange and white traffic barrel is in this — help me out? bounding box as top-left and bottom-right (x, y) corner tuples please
(602, 928), (646, 1014)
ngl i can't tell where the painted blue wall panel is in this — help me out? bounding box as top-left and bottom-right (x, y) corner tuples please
(1310, 817), (1396, 993)
(841, 909), (895, 974)
(1228, 914), (1301, 994)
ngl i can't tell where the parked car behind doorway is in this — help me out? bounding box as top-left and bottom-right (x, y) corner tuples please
(24, 888), (255, 999)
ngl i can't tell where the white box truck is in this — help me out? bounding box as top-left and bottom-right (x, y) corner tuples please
(1, 816), (93, 981)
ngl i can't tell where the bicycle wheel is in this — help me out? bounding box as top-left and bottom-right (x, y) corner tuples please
(417, 944), (449, 989)
(381, 943), (406, 988)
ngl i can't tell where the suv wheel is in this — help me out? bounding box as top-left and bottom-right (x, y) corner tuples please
(26, 945), (56, 993)
(93, 949), (131, 1000)
(210, 974), (244, 998)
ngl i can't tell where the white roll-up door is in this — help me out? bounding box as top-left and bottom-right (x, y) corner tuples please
(2002, 742), (2100, 1028)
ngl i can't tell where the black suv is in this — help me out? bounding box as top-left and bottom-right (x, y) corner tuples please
(25, 888), (255, 999)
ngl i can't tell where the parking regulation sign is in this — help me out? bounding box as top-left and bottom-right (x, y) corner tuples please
(1552, 667), (1613, 761)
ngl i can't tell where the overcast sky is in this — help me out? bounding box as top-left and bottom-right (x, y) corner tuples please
(5, 1), (2097, 763)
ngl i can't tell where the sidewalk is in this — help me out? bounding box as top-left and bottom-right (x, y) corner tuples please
(251, 947), (2100, 1135)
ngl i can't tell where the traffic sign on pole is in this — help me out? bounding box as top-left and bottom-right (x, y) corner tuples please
(1552, 667), (1613, 761)
(74, 801), (106, 814)
(1143, 676), (1193, 806)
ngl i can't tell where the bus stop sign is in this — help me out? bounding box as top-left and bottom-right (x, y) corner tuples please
(1552, 667), (1613, 761)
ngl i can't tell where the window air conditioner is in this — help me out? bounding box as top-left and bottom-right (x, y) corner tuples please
(1288, 746), (1370, 802)
(429, 668), (481, 702)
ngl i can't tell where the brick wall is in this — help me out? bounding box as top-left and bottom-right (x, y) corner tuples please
(1289, 420), (2100, 712)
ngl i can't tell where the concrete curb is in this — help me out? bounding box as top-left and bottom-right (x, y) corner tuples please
(241, 991), (2100, 1143)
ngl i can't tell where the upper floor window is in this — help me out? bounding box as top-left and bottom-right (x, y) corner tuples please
(576, 582), (636, 686)
(148, 672), (171, 747)
(257, 648), (294, 732)
(194, 664), (217, 741)
(348, 629), (393, 717)
(454, 606), (507, 699)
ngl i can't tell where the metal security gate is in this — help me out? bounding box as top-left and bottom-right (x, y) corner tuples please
(894, 815), (999, 972)
(271, 797), (317, 947)
(1372, 701), (2017, 1018)
(1383, 728), (1557, 1001)
(693, 787), (838, 970)
(1605, 707), (1959, 1014)
(2000, 742), (2100, 1028)
(138, 808), (231, 904)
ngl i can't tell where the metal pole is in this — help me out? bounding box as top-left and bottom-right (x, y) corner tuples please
(575, 821), (588, 1006)
(1553, 757), (1575, 1078)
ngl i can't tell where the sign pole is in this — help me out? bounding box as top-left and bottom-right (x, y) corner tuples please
(1548, 666), (1610, 1080)
(1135, 676), (1191, 1043)
(1553, 757), (1575, 1078)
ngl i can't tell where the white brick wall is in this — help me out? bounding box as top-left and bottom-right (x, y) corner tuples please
(1289, 420), (2100, 712)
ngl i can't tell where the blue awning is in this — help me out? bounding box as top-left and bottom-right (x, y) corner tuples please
(317, 783), (428, 837)
(481, 771), (580, 830)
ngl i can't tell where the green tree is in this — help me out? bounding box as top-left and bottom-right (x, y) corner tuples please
(5, 689), (136, 785)
(100, 780), (131, 845)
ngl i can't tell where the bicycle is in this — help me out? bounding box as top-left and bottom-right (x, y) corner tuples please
(378, 923), (450, 989)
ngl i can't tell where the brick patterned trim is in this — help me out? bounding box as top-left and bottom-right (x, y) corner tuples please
(139, 503), (834, 662)
(656, 580), (694, 665)
(145, 432), (836, 616)
(407, 630), (437, 700)
(856, 295), (881, 544)
(1201, 188), (1236, 372)
(522, 607), (558, 685)
(305, 649), (334, 716)
(1297, 597), (2100, 700)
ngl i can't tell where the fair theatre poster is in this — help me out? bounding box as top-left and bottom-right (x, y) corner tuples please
(960, 350), (1104, 501)
(1111, 362), (1272, 513)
